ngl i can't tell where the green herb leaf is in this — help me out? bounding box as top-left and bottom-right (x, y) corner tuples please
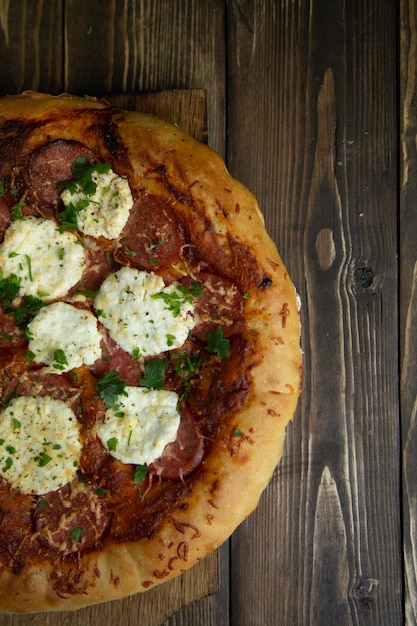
(34, 452), (52, 467)
(13, 295), (44, 330)
(107, 437), (118, 452)
(11, 199), (25, 220)
(133, 465), (147, 484)
(0, 273), (22, 310)
(97, 370), (128, 408)
(206, 326), (230, 359)
(53, 349), (68, 371)
(71, 526), (84, 542)
(57, 157), (111, 194)
(151, 282), (203, 317)
(140, 358), (167, 389)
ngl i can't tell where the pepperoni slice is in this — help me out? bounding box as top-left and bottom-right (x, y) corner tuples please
(0, 307), (26, 350)
(69, 236), (116, 296)
(117, 194), (185, 270)
(0, 191), (12, 242)
(34, 481), (108, 554)
(149, 406), (204, 480)
(27, 139), (97, 210)
(182, 272), (245, 339)
(91, 329), (143, 386)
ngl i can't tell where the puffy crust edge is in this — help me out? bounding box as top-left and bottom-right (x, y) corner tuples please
(0, 92), (301, 613)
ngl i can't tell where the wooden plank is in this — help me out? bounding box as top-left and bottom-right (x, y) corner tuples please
(227, 1), (401, 625)
(400, 0), (417, 624)
(64, 0), (226, 156)
(0, 0), (64, 96)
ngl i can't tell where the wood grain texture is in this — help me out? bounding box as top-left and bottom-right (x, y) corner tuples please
(227, 1), (400, 624)
(0, 0), (64, 95)
(401, 1), (417, 624)
(0, 1), (405, 625)
(64, 0), (226, 156)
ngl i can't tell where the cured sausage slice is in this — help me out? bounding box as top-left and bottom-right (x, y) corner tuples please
(149, 406), (204, 479)
(34, 481), (108, 554)
(117, 195), (185, 270)
(27, 139), (97, 211)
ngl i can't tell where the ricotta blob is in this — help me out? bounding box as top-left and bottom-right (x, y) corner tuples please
(94, 267), (196, 357)
(27, 302), (102, 372)
(0, 216), (86, 301)
(60, 167), (133, 239)
(97, 386), (181, 465)
(0, 395), (82, 495)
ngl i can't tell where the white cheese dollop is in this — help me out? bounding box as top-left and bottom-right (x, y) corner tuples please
(0, 217), (86, 301)
(60, 168), (133, 239)
(0, 395), (82, 495)
(97, 387), (180, 465)
(28, 302), (102, 373)
(94, 267), (195, 357)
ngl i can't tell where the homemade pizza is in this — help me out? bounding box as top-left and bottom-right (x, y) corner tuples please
(0, 91), (301, 613)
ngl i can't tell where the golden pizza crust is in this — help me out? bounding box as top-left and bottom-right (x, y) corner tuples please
(0, 92), (301, 612)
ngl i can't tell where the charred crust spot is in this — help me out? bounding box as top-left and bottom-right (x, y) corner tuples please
(260, 275), (273, 289)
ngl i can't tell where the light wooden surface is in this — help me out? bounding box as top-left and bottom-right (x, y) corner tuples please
(0, 1), (407, 624)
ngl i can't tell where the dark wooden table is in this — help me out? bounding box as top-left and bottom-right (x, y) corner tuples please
(0, 1), (409, 624)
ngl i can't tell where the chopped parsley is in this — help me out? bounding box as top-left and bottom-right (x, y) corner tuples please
(0, 273), (44, 329)
(97, 370), (128, 408)
(206, 326), (230, 359)
(57, 157), (111, 230)
(140, 358), (167, 390)
(133, 464), (147, 484)
(107, 437), (118, 452)
(71, 526), (84, 543)
(11, 199), (25, 220)
(57, 157), (111, 195)
(34, 452), (52, 467)
(151, 282), (203, 317)
(53, 349), (68, 371)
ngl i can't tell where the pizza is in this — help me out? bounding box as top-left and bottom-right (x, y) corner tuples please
(0, 91), (301, 613)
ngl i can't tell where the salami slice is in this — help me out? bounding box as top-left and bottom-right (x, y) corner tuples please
(91, 328), (144, 386)
(181, 272), (245, 340)
(34, 481), (108, 554)
(117, 194), (185, 270)
(27, 139), (97, 210)
(149, 406), (204, 480)
(0, 192), (12, 241)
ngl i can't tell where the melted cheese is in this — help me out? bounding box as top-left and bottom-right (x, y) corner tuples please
(27, 302), (102, 372)
(97, 387), (180, 465)
(0, 396), (82, 495)
(60, 168), (133, 239)
(94, 267), (195, 357)
(0, 217), (86, 301)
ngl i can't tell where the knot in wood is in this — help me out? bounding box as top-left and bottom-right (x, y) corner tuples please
(353, 266), (374, 289)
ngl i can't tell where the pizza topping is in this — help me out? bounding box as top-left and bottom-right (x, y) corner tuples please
(94, 267), (197, 357)
(34, 480), (108, 554)
(59, 159), (133, 239)
(117, 195), (185, 270)
(148, 406), (204, 479)
(97, 386), (181, 466)
(182, 272), (245, 339)
(0, 395), (82, 495)
(0, 216), (86, 301)
(27, 139), (98, 212)
(27, 302), (102, 373)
